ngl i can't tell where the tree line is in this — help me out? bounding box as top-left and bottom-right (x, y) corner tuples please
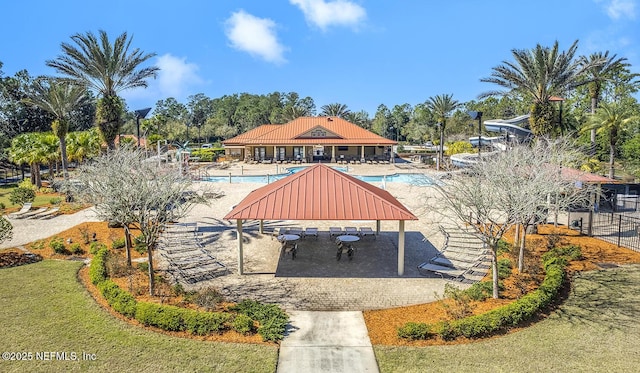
(1, 32), (640, 179)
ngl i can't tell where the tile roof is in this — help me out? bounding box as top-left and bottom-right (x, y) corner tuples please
(559, 166), (617, 184)
(224, 164), (417, 221)
(223, 116), (396, 146)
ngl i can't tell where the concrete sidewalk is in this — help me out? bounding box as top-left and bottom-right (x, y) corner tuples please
(277, 311), (379, 373)
(1, 207), (100, 249)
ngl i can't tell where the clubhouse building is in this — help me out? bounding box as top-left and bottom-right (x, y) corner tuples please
(222, 116), (396, 163)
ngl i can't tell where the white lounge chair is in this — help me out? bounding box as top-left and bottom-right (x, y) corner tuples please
(15, 207), (47, 219)
(32, 207), (60, 219)
(7, 203), (32, 218)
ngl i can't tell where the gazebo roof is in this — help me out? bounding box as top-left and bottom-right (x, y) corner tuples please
(224, 164), (417, 221)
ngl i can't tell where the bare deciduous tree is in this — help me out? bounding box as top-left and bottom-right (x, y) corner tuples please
(428, 137), (595, 298)
(71, 147), (202, 295)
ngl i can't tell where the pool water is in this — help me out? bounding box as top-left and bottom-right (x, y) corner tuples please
(202, 166), (435, 186)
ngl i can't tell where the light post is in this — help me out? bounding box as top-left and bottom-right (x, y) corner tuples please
(436, 122), (443, 171)
(468, 111), (483, 158)
(134, 108), (152, 149)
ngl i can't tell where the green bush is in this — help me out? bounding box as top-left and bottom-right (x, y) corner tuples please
(230, 299), (289, 341)
(18, 179), (37, 191)
(98, 280), (138, 318)
(444, 141), (473, 156)
(89, 242), (107, 255)
(496, 239), (510, 255)
(134, 235), (147, 254)
(497, 258), (513, 279)
(184, 310), (231, 335)
(89, 248), (109, 285)
(49, 197), (62, 205)
(137, 262), (149, 273)
(463, 281), (494, 301)
(397, 322), (431, 340)
(232, 314), (255, 335)
(399, 254), (567, 341)
(542, 244), (582, 263)
(50, 237), (68, 255)
(69, 242), (83, 255)
(111, 237), (126, 250)
(0, 202), (5, 210)
(135, 302), (186, 332)
(9, 187), (36, 206)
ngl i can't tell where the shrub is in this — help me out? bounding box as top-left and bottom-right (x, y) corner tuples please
(232, 314), (255, 334)
(89, 241), (107, 255)
(134, 235), (147, 254)
(9, 187), (36, 206)
(137, 262), (149, 273)
(397, 322), (431, 340)
(230, 299), (288, 341)
(444, 141), (473, 156)
(496, 239), (510, 255)
(542, 244), (582, 262)
(69, 243), (83, 255)
(441, 283), (474, 319)
(49, 197), (62, 205)
(184, 311), (231, 335)
(135, 302), (186, 331)
(18, 179), (37, 191)
(49, 237), (68, 255)
(497, 258), (513, 279)
(545, 233), (563, 250)
(105, 253), (132, 278)
(0, 202), (5, 210)
(30, 240), (46, 251)
(464, 281), (493, 301)
(98, 280), (138, 318)
(111, 237), (126, 250)
(89, 248), (109, 285)
(192, 287), (225, 311)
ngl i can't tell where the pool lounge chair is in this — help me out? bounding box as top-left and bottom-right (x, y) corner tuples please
(7, 203), (32, 218)
(31, 207), (60, 219)
(359, 227), (376, 239)
(303, 227), (318, 239)
(15, 207), (47, 219)
(344, 227), (358, 236)
(329, 227), (344, 237)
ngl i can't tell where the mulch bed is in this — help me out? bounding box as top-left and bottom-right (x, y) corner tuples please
(0, 249), (42, 268)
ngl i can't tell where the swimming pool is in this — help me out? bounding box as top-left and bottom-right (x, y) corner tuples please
(202, 167), (436, 186)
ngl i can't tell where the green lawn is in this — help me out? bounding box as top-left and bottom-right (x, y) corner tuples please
(0, 260), (278, 373)
(0, 184), (60, 209)
(375, 264), (640, 373)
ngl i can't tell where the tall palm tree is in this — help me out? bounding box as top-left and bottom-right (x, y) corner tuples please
(582, 102), (639, 179)
(426, 94), (460, 169)
(46, 30), (159, 149)
(320, 103), (351, 118)
(22, 78), (87, 180)
(8, 132), (55, 188)
(579, 51), (630, 155)
(481, 40), (597, 136)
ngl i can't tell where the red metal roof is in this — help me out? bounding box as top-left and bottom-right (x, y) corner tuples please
(224, 164), (417, 221)
(223, 116), (396, 146)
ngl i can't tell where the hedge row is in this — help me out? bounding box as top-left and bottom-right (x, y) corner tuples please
(398, 254), (568, 341)
(88, 248), (286, 341)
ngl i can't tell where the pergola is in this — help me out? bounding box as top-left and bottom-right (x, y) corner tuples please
(224, 164), (418, 275)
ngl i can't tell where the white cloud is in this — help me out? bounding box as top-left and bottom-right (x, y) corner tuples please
(290, 0), (366, 31)
(120, 54), (203, 106)
(599, 0), (637, 20)
(225, 10), (287, 64)
(155, 54), (203, 98)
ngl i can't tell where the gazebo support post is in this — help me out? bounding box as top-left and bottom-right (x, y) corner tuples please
(259, 219), (264, 234)
(376, 220), (381, 234)
(237, 220), (244, 275)
(398, 220), (405, 276)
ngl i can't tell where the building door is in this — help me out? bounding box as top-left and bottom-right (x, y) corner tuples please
(254, 147), (266, 160)
(276, 147), (286, 161)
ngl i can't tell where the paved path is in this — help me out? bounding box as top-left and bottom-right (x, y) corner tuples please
(277, 311), (378, 373)
(1, 208), (100, 249)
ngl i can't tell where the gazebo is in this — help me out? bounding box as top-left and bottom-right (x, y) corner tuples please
(224, 164), (418, 275)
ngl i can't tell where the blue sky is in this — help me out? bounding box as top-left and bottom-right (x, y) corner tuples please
(1, 0), (639, 116)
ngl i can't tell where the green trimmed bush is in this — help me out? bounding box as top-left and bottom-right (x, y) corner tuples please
(89, 248), (109, 285)
(98, 280), (138, 318)
(69, 242), (83, 255)
(135, 302), (186, 332)
(232, 314), (255, 335)
(230, 299), (289, 341)
(497, 258), (513, 279)
(9, 187), (36, 206)
(397, 322), (431, 340)
(184, 310), (231, 335)
(50, 237), (68, 255)
(89, 242), (107, 255)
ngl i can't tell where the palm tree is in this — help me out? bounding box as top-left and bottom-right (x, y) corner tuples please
(320, 103), (351, 118)
(481, 40), (597, 136)
(426, 94), (460, 169)
(579, 51), (630, 155)
(22, 78), (87, 180)
(8, 132), (55, 188)
(582, 102), (639, 179)
(66, 129), (101, 165)
(46, 30), (159, 149)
